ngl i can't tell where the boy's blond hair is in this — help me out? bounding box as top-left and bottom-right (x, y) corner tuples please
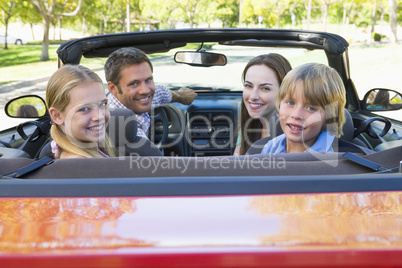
(276, 63), (346, 137)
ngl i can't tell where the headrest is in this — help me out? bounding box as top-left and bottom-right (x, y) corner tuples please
(108, 108), (139, 146)
(269, 112), (283, 138)
(108, 108), (162, 157)
(340, 109), (354, 141)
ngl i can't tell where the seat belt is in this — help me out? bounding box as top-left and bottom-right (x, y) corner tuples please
(1, 156), (54, 179)
(343, 152), (394, 172)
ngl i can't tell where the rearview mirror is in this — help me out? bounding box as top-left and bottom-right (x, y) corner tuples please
(5, 95), (47, 118)
(174, 51), (227, 67)
(363, 88), (402, 111)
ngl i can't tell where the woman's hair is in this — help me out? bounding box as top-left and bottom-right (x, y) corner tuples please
(276, 63), (346, 137)
(371, 90), (391, 108)
(46, 64), (115, 158)
(238, 53), (292, 155)
(16, 104), (39, 117)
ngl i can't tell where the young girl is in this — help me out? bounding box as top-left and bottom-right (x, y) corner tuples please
(261, 63), (346, 153)
(234, 53), (292, 155)
(46, 64), (115, 159)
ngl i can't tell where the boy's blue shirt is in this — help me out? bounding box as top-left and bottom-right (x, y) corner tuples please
(261, 130), (335, 153)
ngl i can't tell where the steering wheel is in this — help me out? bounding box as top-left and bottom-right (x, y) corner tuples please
(353, 117), (392, 139)
(17, 121), (48, 141)
(148, 107), (169, 148)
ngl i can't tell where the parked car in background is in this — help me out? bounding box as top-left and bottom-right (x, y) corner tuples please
(0, 28), (401, 267)
(0, 34), (27, 45)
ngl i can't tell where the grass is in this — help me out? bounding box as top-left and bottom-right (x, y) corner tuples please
(0, 44), (108, 85)
(0, 42), (168, 85)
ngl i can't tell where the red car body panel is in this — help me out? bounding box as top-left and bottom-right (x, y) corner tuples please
(1, 192), (402, 267)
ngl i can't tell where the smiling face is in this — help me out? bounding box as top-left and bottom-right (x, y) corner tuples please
(279, 82), (326, 153)
(52, 82), (109, 144)
(243, 64), (280, 119)
(108, 62), (155, 115)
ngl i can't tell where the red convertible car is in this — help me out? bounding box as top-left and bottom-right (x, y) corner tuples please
(0, 28), (401, 267)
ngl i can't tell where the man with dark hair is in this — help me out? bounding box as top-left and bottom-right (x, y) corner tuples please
(105, 47), (197, 138)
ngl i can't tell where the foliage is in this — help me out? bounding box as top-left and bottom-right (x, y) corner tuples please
(29, 0), (83, 61)
(372, 32), (381, 41)
(1, 0), (399, 42)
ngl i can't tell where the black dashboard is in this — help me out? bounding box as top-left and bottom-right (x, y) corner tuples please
(164, 92), (242, 156)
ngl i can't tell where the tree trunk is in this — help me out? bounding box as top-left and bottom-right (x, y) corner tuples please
(53, 22), (56, 41)
(40, 16), (50, 61)
(82, 17), (87, 36)
(322, 4), (328, 32)
(389, 0), (398, 43)
(30, 23), (35, 40)
(371, 0), (377, 36)
(306, 0), (312, 30)
(3, 18), (9, 49)
(59, 17), (62, 41)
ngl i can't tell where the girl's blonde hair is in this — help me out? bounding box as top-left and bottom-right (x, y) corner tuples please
(46, 64), (115, 158)
(276, 63), (346, 137)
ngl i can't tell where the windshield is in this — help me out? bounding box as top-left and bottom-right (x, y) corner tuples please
(151, 44), (328, 91)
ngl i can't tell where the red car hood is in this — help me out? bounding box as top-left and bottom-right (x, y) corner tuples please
(1, 192), (401, 267)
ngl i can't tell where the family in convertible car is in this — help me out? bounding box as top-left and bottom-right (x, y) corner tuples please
(46, 48), (345, 159)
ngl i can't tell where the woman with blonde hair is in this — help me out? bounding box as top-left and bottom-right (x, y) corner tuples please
(46, 64), (115, 159)
(234, 53), (292, 155)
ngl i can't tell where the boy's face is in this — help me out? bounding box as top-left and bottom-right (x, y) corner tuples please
(278, 82), (326, 152)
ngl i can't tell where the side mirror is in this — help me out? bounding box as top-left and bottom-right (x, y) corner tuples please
(363, 88), (402, 112)
(5, 95), (47, 118)
(174, 51), (227, 67)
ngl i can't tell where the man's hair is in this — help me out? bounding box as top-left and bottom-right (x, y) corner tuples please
(276, 62), (346, 137)
(104, 47), (153, 89)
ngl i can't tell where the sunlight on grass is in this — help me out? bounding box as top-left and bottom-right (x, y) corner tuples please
(0, 44), (107, 84)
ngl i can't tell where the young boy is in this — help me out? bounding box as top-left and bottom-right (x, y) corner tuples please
(261, 63), (346, 153)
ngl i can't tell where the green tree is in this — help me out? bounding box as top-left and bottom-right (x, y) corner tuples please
(388, 0), (397, 42)
(199, 1), (220, 27)
(30, 0), (82, 61)
(18, 1), (41, 41)
(141, 0), (181, 29)
(0, 0), (18, 49)
(178, 0), (208, 28)
(216, 0), (239, 28)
